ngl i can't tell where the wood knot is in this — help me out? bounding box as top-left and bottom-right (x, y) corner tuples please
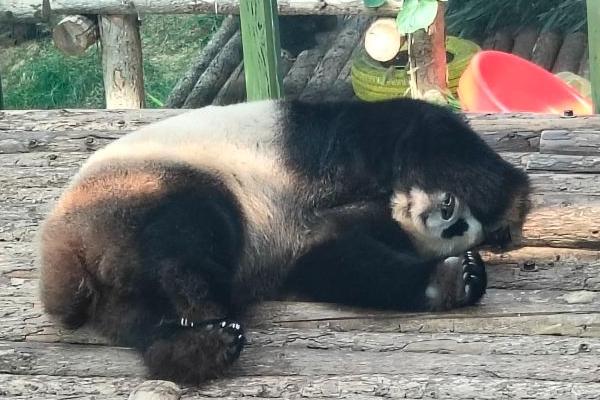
(520, 260), (537, 272)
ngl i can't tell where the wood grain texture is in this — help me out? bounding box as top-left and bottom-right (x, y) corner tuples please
(1, 0), (403, 21)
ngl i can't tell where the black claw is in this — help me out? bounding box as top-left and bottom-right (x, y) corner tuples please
(461, 250), (487, 305)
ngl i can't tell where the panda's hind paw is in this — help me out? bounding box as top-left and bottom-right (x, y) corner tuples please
(179, 317), (246, 363)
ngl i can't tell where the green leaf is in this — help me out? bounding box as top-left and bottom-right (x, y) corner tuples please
(396, 0), (439, 35)
(363, 0), (386, 8)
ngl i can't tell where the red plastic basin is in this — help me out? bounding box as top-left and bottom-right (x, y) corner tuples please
(458, 50), (593, 115)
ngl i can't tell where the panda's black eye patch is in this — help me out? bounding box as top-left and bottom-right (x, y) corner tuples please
(441, 219), (468, 239)
(440, 193), (456, 220)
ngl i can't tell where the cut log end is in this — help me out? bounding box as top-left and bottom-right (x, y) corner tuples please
(53, 15), (98, 57)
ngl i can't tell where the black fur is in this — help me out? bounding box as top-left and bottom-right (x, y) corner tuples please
(39, 98), (530, 384)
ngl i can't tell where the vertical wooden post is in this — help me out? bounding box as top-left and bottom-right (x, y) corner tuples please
(239, 0), (283, 101)
(587, 0), (600, 113)
(99, 15), (145, 109)
(407, 0), (447, 99)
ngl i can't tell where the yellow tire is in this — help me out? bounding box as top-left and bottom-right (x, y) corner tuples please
(351, 36), (480, 102)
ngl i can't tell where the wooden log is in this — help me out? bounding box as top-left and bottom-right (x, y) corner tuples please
(323, 55), (355, 101)
(511, 26), (539, 60)
(489, 27), (514, 52)
(212, 61), (246, 106)
(165, 16), (240, 108)
(213, 49), (295, 106)
(300, 16), (370, 101)
(98, 15), (145, 109)
(406, 1), (447, 98)
(183, 31), (243, 108)
(52, 14), (98, 56)
(239, 0), (283, 101)
(588, 0), (600, 113)
(526, 153), (600, 173)
(540, 129), (600, 155)
(0, 0), (404, 22)
(531, 31), (563, 70)
(552, 31), (588, 73)
(4, 371), (600, 400)
(283, 48), (324, 98)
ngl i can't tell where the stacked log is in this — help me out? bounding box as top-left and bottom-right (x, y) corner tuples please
(483, 27), (590, 79)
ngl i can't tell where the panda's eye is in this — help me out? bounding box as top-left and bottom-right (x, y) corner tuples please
(440, 193), (456, 220)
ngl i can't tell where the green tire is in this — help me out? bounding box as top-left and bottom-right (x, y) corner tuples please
(351, 36), (480, 102)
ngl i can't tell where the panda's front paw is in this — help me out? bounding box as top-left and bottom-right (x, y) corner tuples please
(426, 250), (487, 311)
(461, 250), (487, 306)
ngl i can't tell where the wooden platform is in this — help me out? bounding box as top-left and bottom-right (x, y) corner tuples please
(2, 109), (600, 399)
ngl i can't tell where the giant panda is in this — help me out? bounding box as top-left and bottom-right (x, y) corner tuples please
(38, 98), (531, 384)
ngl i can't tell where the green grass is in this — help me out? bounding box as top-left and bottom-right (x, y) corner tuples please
(0, 14), (222, 109)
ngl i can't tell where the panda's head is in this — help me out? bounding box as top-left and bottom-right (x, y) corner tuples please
(388, 102), (531, 259)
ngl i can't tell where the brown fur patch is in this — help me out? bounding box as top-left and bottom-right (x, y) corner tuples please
(56, 168), (165, 215)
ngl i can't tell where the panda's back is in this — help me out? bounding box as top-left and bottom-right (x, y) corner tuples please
(56, 100), (311, 302)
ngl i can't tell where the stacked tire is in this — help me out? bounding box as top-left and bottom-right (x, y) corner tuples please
(351, 36), (480, 102)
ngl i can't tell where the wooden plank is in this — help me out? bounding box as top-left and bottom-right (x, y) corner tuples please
(239, 0), (283, 101)
(526, 153), (600, 173)
(4, 333), (600, 382)
(4, 110), (600, 154)
(98, 15), (145, 109)
(3, 272), (600, 343)
(540, 129), (600, 155)
(588, 0), (600, 113)
(4, 372), (600, 400)
(0, 0), (403, 21)
(0, 373), (141, 399)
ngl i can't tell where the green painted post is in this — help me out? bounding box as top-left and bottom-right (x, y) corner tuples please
(587, 0), (600, 113)
(239, 0), (283, 101)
